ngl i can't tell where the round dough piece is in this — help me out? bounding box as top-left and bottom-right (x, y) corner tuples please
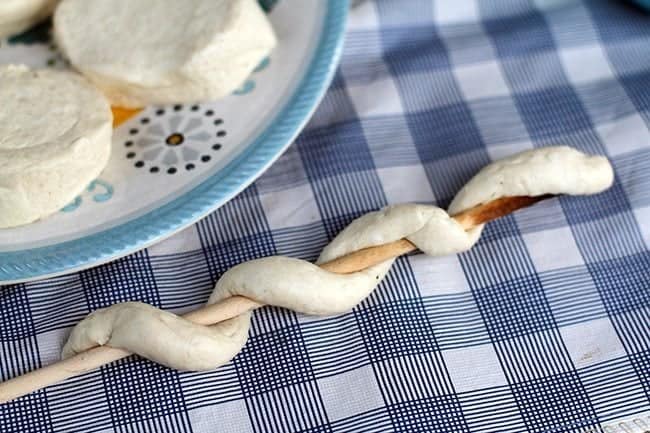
(0, 65), (113, 228)
(53, 0), (277, 108)
(0, 0), (59, 39)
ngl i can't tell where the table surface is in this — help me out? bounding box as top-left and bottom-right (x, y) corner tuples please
(2, 1), (650, 432)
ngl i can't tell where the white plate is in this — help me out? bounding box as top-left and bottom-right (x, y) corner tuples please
(0, 0), (348, 283)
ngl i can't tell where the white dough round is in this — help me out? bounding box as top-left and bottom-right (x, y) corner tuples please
(0, 65), (113, 228)
(53, 0), (277, 108)
(0, 0), (58, 38)
(62, 146), (614, 371)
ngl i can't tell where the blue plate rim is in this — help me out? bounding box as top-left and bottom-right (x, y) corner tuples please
(0, 0), (349, 283)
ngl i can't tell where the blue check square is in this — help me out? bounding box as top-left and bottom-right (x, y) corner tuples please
(0, 285), (35, 341)
(80, 252), (160, 310)
(235, 324), (315, 396)
(0, 391), (53, 433)
(483, 10), (555, 59)
(357, 299), (439, 362)
(298, 121), (377, 180)
(474, 274), (556, 341)
(388, 395), (469, 433)
(409, 103), (486, 162)
(101, 359), (188, 426)
(629, 350), (650, 397)
(512, 372), (598, 433)
(589, 252), (650, 316)
(381, 26), (451, 74)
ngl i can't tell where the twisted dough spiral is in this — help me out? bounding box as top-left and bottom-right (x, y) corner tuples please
(62, 146), (614, 370)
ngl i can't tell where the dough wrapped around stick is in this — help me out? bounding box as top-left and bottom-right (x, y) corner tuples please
(62, 146), (614, 371)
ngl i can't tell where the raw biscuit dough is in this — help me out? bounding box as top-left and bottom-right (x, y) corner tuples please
(63, 303), (251, 371)
(0, 65), (113, 228)
(62, 146), (614, 371)
(0, 0), (58, 39)
(53, 0), (277, 108)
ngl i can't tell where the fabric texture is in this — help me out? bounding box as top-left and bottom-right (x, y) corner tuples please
(2, 0), (650, 432)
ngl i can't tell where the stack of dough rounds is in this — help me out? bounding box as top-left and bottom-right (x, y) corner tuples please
(53, 0), (277, 108)
(0, 0), (58, 38)
(0, 65), (113, 228)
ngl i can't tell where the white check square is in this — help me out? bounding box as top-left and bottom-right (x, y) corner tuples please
(409, 254), (469, 296)
(597, 114), (650, 157)
(634, 206), (650, 249)
(318, 365), (385, 421)
(377, 164), (434, 205)
(347, 0), (380, 30)
(454, 60), (511, 100)
(443, 344), (508, 392)
(560, 317), (626, 368)
(434, 0), (479, 25)
(36, 328), (69, 366)
(347, 75), (404, 117)
(560, 45), (615, 85)
(260, 184), (320, 230)
(190, 400), (253, 433)
(148, 225), (202, 255)
(524, 226), (584, 273)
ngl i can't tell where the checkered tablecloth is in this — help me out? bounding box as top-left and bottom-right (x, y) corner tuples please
(2, 1), (650, 432)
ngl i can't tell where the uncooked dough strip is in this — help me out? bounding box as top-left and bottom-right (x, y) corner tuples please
(0, 196), (538, 403)
(0, 146), (614, 402)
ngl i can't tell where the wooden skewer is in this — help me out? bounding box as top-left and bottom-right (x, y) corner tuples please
(0, 194), (552, 403)
(319, 195), (551, 273)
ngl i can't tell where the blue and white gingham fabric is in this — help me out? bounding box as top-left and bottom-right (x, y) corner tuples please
(2, 1), (650, 432)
